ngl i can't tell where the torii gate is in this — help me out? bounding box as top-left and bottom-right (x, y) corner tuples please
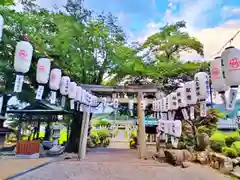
(81, 84), (162, 159)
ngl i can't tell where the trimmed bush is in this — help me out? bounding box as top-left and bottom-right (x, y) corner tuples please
(231, 141), (240, 156)
(92, 119), (111, 128)
(210, 132), (226, 152)
(90, 129), (111, 147)
(222, 146), (238, 158)
(210, 130), (240, 152)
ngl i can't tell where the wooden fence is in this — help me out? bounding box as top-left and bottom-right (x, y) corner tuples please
(16, 140), (40, 155)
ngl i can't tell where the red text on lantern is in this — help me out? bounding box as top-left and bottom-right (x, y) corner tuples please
(18, 50), (28, 59)
(38, 65), (45, 71)
(211, 68), (220, 80)
(229, 57), (240, 70)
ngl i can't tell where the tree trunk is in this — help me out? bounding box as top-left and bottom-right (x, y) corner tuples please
(65, 112), (83, 153)
(0, 94), (12, 128)
(65, 111), (93, 153)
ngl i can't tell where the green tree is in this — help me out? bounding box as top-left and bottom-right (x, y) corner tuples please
(0, 0), (14, 6)
(142, 21), (204, 61)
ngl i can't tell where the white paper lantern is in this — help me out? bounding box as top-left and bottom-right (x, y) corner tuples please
(173, 120), (182, 137)
(60, 76), (70, 107)
(75, 86), (82, 111)
(68, 82), (77, 99)
(164, 120), (169, 134)
(162, 97), (167, 112)
(221, 47), (240, 111)
(167, 120), (174, 135)
(49, 68), (62, 91)
(159, 121), (165, 133)
(221, 46), (240, 86)
(176, 88), (187, 108)
(184, 81), (197, 120)
(68, 82), (77, 110)
(194, 72), (210, 117)
(35, 58), (51, 100)
(158, 99), (162, 112)
(36, 58), (51, 84)
(184, 81), (197, 105)
(152, 99), (156, 112)
(49, 68), (62, 104)
(75, 86), (82, 102)
(169, 92), (178, 110)
(155, 91), (161, 99)
(82, 89), (87, 104)
(176, 88), (189, 120)
(166, 95), (170, 111)
(210, 57), (229, 92)
(92, 96), (98, 106)
(14, 41), (33, 73)
(86, 93), (92, 112)
(0, 15), (4, 40)
(13, 41), (33, 92)
(60, 76), (70, 95)
(194, 72), (209, 100)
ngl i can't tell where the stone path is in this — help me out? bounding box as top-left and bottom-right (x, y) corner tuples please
(14, 144), (230, 180)
(0, 158), (51, 179)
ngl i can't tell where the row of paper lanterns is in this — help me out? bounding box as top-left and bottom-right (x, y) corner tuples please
(154, 73), (209, 146)
(0, 15), (101, 110)
(13, 40), (99, 109)
(155, 45), (240, 145)
(152, 72), (210, 121)
(152, 45), (240, 118)
(210, 46), (240, 111)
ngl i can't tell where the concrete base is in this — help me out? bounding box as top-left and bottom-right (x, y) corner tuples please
(15, 153), (40, 159)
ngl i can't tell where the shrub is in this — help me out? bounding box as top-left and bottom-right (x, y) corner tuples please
(92, 119), (111, 128)
(184, 135), (195, 146)
(231, 141), (240, 156)
(178, 142), (186, 149)
(225, 137), (237, 147)
(95, 129), (110, 141)
(102, 138), (111, 147)
(197, 126), (211, 135)
(210, 132), (226, 152)
(222, 146), (238, 158)
(90, 129), (111, 147)
(210, 130), (240, 152)
(90, 130), (100, 146)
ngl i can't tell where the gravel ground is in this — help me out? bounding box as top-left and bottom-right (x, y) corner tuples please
(14, 147), (231, 180)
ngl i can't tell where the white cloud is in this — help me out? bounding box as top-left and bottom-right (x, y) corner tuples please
(181, 20), (240, 61)
(132, 0), (222, 43)
(222, 6), (240, 20)
(35, 0), (67, 10)
(133, 0), (240, 61)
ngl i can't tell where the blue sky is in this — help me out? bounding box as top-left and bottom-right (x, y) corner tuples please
(83, 0), (240, 41)
(31, 0), (240, 60)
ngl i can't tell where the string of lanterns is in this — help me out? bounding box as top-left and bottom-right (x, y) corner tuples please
(156, 42), (240, 147)
(1, 13), (107, 112)
(10, 29), (100, 112)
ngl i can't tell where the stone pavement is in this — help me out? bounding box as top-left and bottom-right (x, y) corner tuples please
(14, 144), (230, 180)
(0, 158), (51, 179)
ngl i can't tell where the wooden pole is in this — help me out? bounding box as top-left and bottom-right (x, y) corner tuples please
(137, 92), (146, 159)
